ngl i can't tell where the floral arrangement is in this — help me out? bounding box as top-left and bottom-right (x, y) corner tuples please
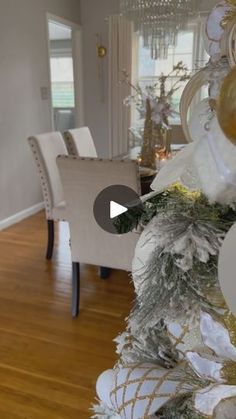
(122, 62), (190, 127)
(122, 62), (190, 169)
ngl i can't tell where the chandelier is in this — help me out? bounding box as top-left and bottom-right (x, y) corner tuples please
(120, 0), (198, 59)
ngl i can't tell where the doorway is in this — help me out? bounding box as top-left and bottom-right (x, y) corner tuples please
(47, 15), (83, 133)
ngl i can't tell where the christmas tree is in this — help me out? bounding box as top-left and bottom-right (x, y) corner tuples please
(92, 2), (236, 417)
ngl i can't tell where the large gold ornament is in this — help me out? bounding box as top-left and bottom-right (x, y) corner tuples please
(217, 66), (236, 144)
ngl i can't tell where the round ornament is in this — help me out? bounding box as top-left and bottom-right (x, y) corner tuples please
(110, 363), (188, 419)
(217, 66), (236, 144)
(96, 369), (115, 409)
(218, 223), (236, 317)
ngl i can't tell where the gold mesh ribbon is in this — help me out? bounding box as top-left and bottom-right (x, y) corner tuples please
(222, 361), (236, 384)
(223, 312), (236, 347)
(167, 325), (190, 357)
(110, 363), (187, 418)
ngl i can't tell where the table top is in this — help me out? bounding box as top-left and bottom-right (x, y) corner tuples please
(115, 144), (186, 160)
(114, 144), (186, 194)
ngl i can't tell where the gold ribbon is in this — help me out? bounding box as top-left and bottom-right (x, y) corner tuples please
(222, 361), (236, 384)
(223, 311), (236, 347)
(221, 2), (236, 29)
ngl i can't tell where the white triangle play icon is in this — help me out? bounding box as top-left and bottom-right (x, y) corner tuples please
(110, 201), (128, 219)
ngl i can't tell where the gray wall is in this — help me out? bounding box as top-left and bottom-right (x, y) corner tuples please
(0, 0), (80, 222)
(80, 0), (119, 158)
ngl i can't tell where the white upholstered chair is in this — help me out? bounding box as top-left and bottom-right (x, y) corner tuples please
(64, 127), (98, 158)
(28, 132), (68, 260)
(57, 156), (141, 317)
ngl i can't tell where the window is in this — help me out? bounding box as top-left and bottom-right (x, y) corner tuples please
(50, 56), (75, 108)
(133, 18), (209, 126)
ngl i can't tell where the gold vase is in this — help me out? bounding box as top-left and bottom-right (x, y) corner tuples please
(140, 99), (172, 170)
(140, 99), (157, 170)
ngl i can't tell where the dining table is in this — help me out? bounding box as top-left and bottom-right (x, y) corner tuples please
(116, 144), (186, 195)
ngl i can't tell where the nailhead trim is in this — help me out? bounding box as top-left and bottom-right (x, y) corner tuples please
(64, 133), (77, 156)
(58, 154), (142, 195)
(29, 137), (66, 221)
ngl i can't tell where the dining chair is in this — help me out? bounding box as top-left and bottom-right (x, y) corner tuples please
(64, 127), (98, 158)
(57, 156), (141, 317)
(28, 132), (68, 260)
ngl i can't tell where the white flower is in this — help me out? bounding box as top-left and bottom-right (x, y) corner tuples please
(186, 312), (236, 416)
(151, 113), (161, 124)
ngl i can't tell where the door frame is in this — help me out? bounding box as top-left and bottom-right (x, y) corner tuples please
(46, 13), (84, 131)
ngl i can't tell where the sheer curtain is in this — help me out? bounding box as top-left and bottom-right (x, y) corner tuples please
(108, 15), (133, 158)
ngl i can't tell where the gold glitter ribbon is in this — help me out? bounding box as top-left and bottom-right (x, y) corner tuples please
(221, 2), (236, 29)
(111, 364), (182, 418)
(223, 312), (236, 347)
(222, 361), (236, 384)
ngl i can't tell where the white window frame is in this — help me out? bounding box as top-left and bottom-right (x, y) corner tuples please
(131, 16), (208, 128)
(46, 13), (84, 130)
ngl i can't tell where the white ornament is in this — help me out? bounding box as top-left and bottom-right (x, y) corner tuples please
(96, 370), (116, 410)
(110, 363), (187, 419)
(219, 223), (236, 317)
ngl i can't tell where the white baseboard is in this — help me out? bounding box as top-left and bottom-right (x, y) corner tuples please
(0, 202), (44, 231)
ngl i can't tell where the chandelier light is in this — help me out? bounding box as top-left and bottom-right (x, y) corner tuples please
(120, 0), (199, 59)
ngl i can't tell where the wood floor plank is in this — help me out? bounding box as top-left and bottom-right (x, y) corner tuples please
(0, 212), (134, 417)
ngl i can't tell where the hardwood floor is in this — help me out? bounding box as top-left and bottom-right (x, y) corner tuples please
(0, 212), (134, 418)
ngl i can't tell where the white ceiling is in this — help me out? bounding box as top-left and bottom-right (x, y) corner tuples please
(49, 21), (72, 41)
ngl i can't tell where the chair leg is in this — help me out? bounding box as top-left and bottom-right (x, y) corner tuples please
(46, 220), (54, 260)
(72, 262), (80, 317)
(100, 267), (111, 279)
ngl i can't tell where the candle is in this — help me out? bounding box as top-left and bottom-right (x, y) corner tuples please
(160, 158), (167, 168)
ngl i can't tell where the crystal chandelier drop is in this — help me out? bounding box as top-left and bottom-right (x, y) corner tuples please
(120, 0), (198, 59)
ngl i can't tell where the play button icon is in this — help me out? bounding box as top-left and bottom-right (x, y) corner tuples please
(110, 201), (128, 219)
(93, 185), (142, 234)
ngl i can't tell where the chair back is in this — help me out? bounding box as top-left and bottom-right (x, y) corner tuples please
(57, 156), (140, 271)
(28, 132), (68, 219)
(64, 127), (98, 158)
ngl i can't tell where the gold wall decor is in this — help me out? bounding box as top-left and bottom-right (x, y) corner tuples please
(96, 34), (107, 58)
(95, 34), (107, 102)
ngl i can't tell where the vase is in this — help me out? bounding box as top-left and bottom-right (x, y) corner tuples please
(139, 99), (156, 170)
(139, 99), (172, 170)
